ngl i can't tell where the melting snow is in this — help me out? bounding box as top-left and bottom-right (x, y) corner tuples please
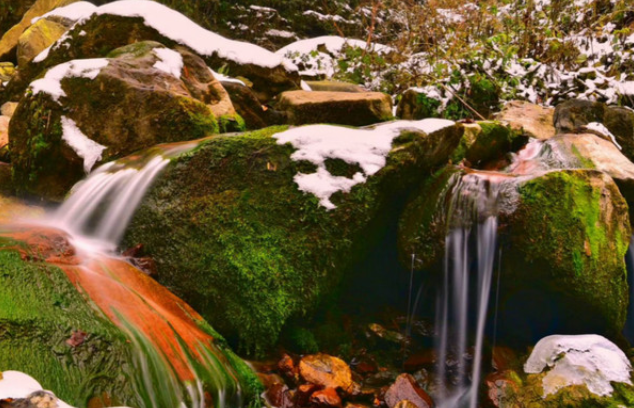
(210, 68), (246, 86)
(153, 48), (183, 79)
(274, 119), (454, 209)
(61, 116), (107, 173)
(524, 334), (632, 397)
(30, 58), (109, 101)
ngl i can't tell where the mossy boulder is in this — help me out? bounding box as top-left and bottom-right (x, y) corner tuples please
(276, 90), (393, 127)
(398, 169), (630, 344)
(498, 170), (630, 344)
(4, 7), (299, 103)
(124, 123), (464, 354)
(396, 89), (442, 120)
(10, 41), (235, 201)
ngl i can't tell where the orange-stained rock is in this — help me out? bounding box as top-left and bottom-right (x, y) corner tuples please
(279, 353), (300, 383)
(299, 354), (354, 392)
(266, 383), (294, 408)
(403, 350), (437, 371)
(384, 374), (432, 408)
(295, 383), (322, 406)
(309, 388), (342, 408)
(393, 401), (419, 408)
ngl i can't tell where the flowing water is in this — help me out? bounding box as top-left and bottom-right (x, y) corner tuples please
(6, 140), (245, 408)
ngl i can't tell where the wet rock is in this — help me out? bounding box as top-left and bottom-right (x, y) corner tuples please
(276, 90), (393, 127)
(0, 116), (8, 153)
(65, 330), (86, 348)
(129, 257), (158, 279)
(494, 100), (555, 140)
(463, 121), (528, 168)
(257, 372), (285, 389)
(362, 369), (398, 388)
(11, 41), (235, 200)
(384, 374), (433, 408)
(309, 388), (342, 408)
(299, 354), (353, 392)
(16, 19), (67, 68)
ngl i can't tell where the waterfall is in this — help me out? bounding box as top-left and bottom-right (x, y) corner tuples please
(434, 172), (512, 408)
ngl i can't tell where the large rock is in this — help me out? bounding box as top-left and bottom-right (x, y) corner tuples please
(10, 41), (237, 200)
(554, 99), (634, 162)
(276, 90), (393, 126)
(494, 100), (555, 140)
(0, 0), (77, 62)
(124, 121), (465, 352)
(398, 168), (631, 343)
(16, 18), (67, 68)
(304, 80), (366, 93)
(5, 1), (300, 104)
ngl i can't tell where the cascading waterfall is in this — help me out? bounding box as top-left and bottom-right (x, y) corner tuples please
(434, 171), (518, 408)
(23, 140), (246, 408)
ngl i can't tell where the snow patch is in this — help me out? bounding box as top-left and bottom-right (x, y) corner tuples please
(31, 1), (97, 24)
(61, 116), (107, 173)
(210, 69), (246, 86)
(524, 334), (632, 397)
(153, 48), (183, 79)
(274, 119), (454, 209)
(30, 58), (109, 101)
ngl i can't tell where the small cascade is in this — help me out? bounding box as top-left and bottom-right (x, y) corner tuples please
(9, 140), (248, 408)
(53, 142), (194, 253)
(432, 164), (529, 407)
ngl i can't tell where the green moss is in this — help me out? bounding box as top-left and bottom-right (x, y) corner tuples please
(125, 124), (448, 355)
(510, 170), (630, 336)
(0, 248), (137, 407)
(282, 326), (319, 354)
(465, 121), (526, 166)
(571, 144), (596, 169)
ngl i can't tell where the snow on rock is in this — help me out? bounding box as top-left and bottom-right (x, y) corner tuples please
(61, 116), (106, 173)
(31, 1), (97, 24)
(524, 334), (632, 397)
(0, 370), (129, 408)
(274, 119), (454, 209)
(30, 58), (109, 101)
(584, 122), (622, 150)
(33, 0), (296, 72)
(210, 68), (246, 86)
(277, 36), (392, 78)
(153, 48), (183, 79)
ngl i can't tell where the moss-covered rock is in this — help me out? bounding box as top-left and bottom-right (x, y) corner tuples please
(498, 170), (630, 343)
(124, 123), (464, 354)
(221, 80), (287, 130)
(10, 41), (235, 200)
(396, 89), (443, 120)
(398, 169), (630, 344)
(462, 121), (528, 167)
(4, 8), (299, 104)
